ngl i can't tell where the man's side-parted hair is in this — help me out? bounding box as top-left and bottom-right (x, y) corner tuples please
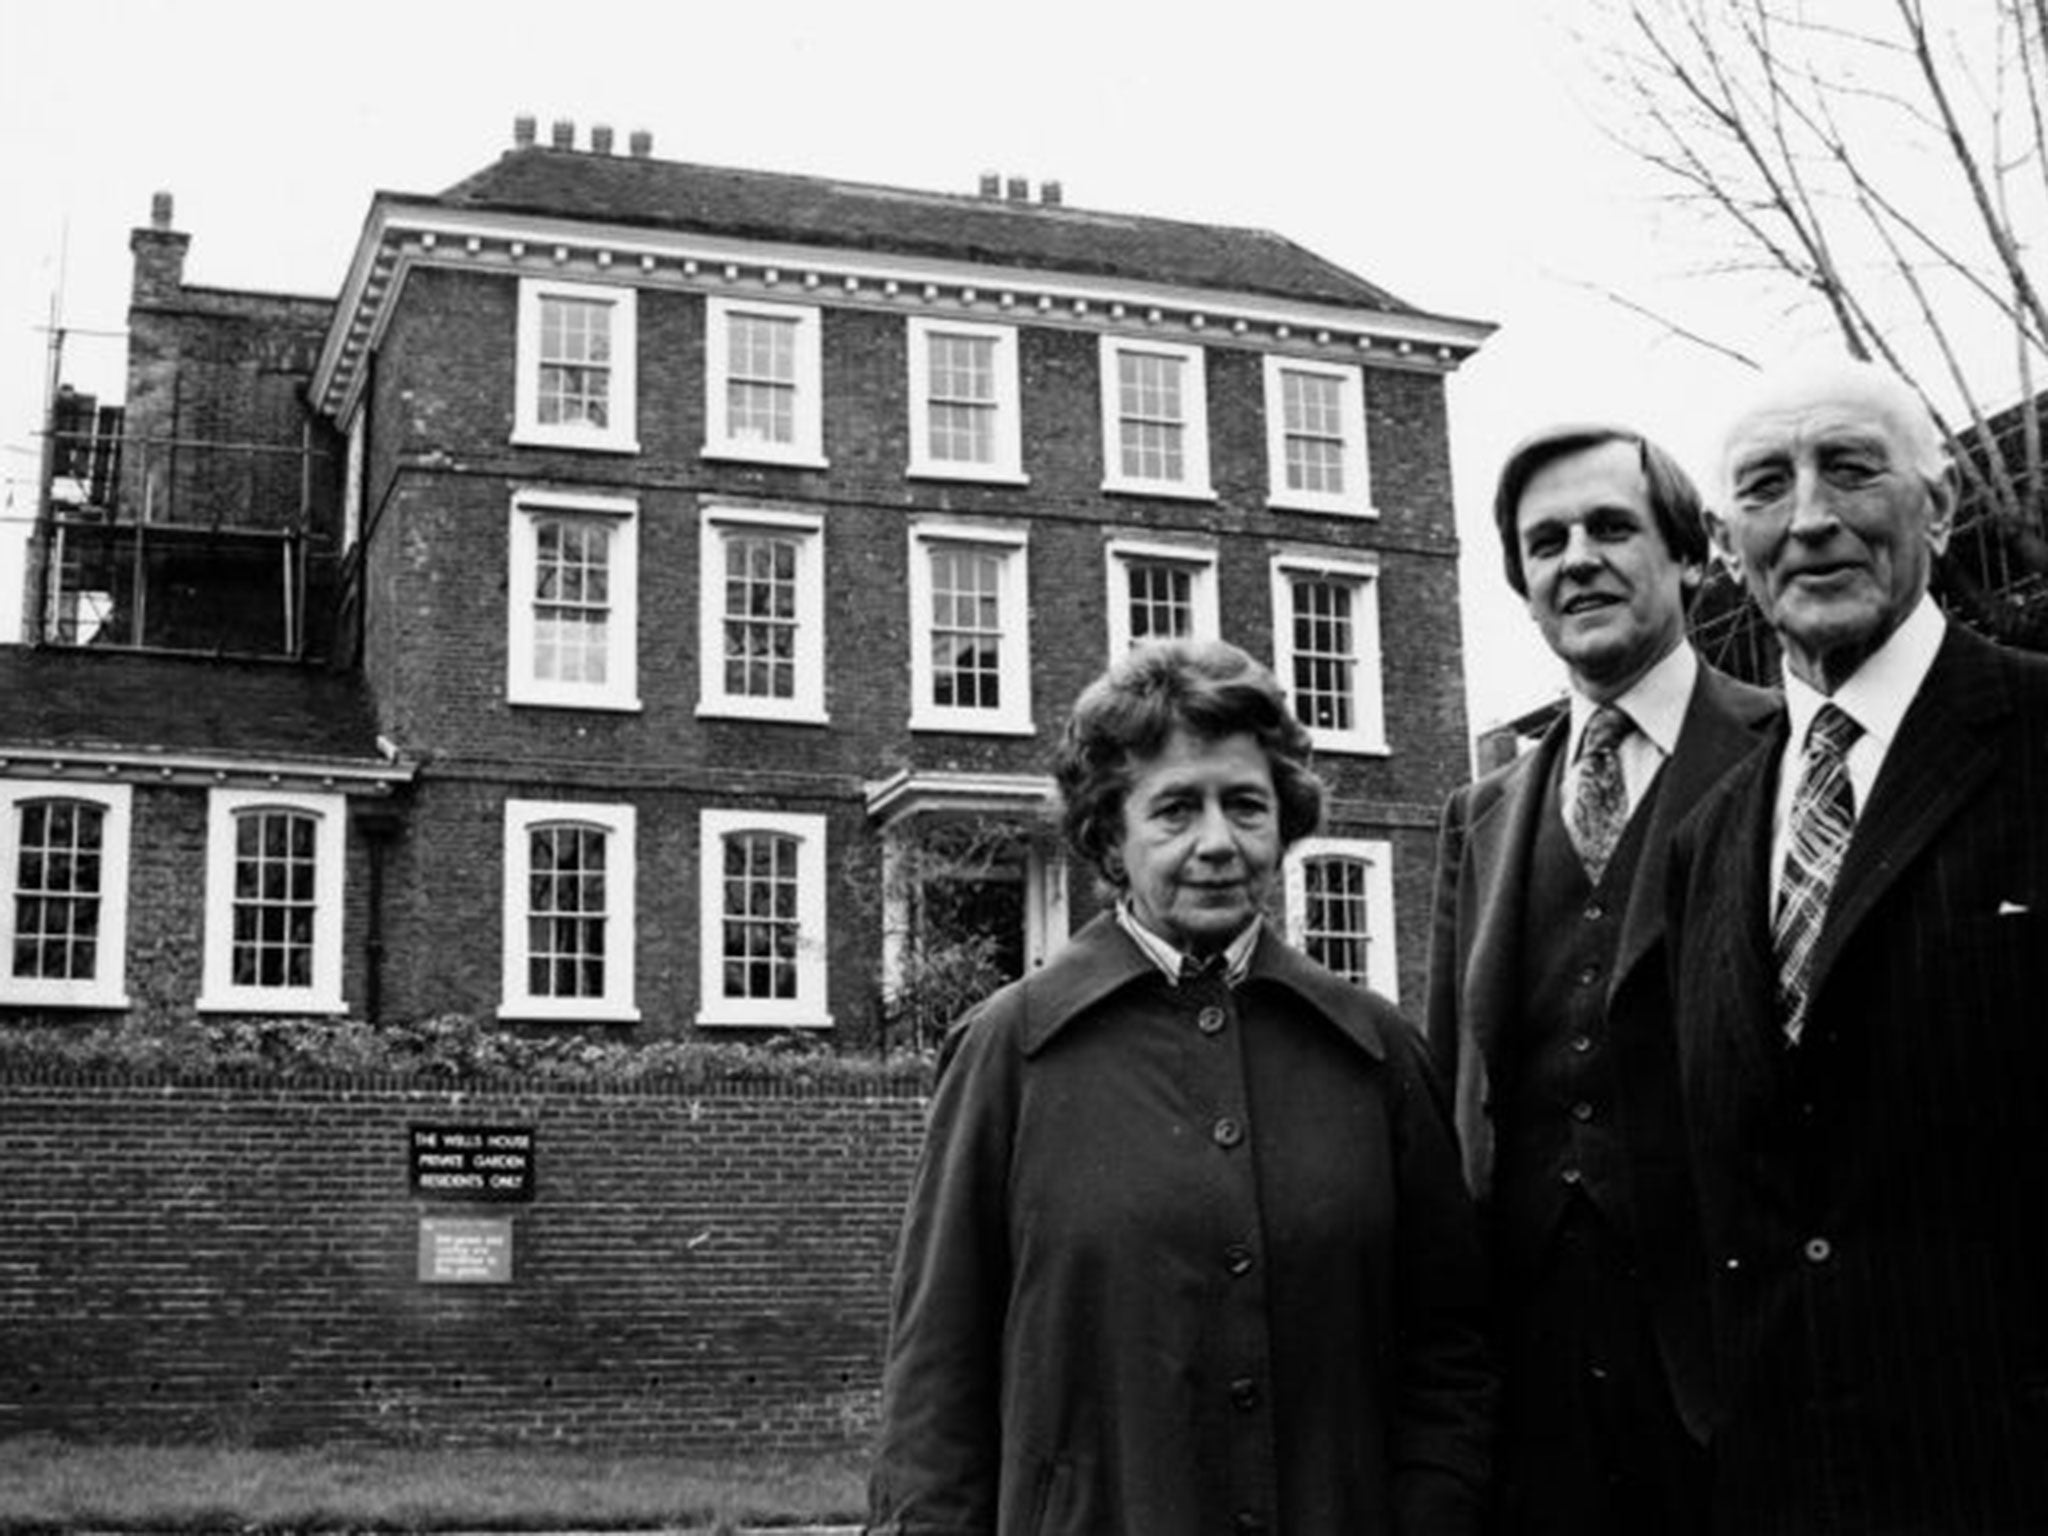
(1491, 423), (1711, 600)
(1053, 639), (1325, 888)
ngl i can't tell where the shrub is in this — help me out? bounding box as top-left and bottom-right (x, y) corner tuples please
(0, 1010), (934, 1091)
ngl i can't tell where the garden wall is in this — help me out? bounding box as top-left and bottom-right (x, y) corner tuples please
(0, 1075), (928, 1451)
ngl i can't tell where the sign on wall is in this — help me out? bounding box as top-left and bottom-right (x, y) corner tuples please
(408, 1124), (536, 1203)
(417, 1216), (513, 1284)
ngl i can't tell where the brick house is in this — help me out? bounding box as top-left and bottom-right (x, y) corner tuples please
(3, 120), (1492, 1044)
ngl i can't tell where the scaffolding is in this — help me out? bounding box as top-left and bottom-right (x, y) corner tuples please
(35, 391), (338, 660)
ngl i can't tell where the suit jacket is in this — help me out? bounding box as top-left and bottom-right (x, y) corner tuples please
(1668, 623), (2048, 1534)
(1427, 659), (1777, 1440)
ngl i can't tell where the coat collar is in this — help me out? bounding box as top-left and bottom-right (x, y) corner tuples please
(1019, 913), (1388, 1062)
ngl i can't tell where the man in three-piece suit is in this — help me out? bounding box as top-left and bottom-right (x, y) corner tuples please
(1669, 359), (2048, 1533)
(1428, 425), (1776, 1534)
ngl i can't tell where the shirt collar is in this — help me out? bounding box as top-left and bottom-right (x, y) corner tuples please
(1781, 593), (1946, 759)
(1115, 899), (1262, 987)
(1566, 641), (1697, 762)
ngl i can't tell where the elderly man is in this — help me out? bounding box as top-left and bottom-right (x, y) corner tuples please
(1669, 359), (2048, 1532)
(1428, 425), (1775, 1534)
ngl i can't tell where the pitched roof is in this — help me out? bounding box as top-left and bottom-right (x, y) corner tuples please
(432, 147), (1420, 314)
(0, 648), (390, 772)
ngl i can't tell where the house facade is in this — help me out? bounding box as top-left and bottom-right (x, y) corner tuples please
(4, 120), (1492, 1045)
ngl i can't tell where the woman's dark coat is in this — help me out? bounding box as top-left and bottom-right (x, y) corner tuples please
(867, 913), (1495, 1535)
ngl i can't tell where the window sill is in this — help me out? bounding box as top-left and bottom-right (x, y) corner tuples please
(696, 702), (831, 725)
(507, 692), (644, 713)
(1101, 478), (1216, 502)
(1305, 735), (1391, 757)
(701, 445), (830, 471)
(197, 993), (347, 1016)
(510, 428), (641, 455)
(1266, 493), (1378, 519)
(908, 715), (1038, 737)
(497, 1001), (642, 1024)
(693, 1010), (834, 1031)
(908, 463), (1030, 487)
(0, 988), (131, 1010)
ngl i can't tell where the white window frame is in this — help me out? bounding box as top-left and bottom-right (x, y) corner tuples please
(0, 781), (132, 1009)
(703, 297), (827, 468)
(697, 506), (828, 724)
(1104, 537), (1221, 656)
(1270, 550), (1388, 755)
(1262, 355), (1373, 517)
(513, 278), (639, 453)
(506, 488), (641, 712)
(906, 318), (1026, 484)
(1099, 336), (1213, 499)
(199, 788), (346, 1015)
(908, 522), (1034, 736)
(1283, 836), (1398, 1001)
(499, 800), (639, 1023)
(697, 808), (832, 1030)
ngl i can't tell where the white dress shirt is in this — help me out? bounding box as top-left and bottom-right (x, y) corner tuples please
(1563, 641), (1698, 822)
(1769, 593), (1946, 909)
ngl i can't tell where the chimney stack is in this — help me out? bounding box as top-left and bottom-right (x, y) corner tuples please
(1039, 180), (1063, 206)
(591, 124), (614, 155)
(629, 128), (653, 158)
(1005, 176), (1029, 202)
(130, 190), (191, 307)
(551, 118), (575, 150)
(513, 114), (537, 148)
(979, 172), (1001, 199)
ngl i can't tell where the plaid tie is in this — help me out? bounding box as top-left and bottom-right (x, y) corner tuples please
(1773, 704), (1863, 1044)
(1565, 705), (1634, 885)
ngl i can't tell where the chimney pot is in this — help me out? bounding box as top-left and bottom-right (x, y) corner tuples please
(591, 124), (614, 155)
(551, 118), (575, 150)
(513, 114), (537, 148)
(150, 191), (174, 230)
(1040, 180), (1064, 206)
(1005, 176), (1029, 202)
(629, 128), (653, 158)
(979, 172), (1001, 199)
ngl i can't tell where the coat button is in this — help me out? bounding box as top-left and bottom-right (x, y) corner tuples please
(1233, 1511), (1267, 1534)
(1571, 1100), (1594, 1123)
(1578, 963), (1601, 986)
(1212, 1116), (1244, 1149)
(1570, 1034), (1593, 1054)
(1224, 1243), (1255, 1277)
(1561, 1167), (1582, 1185)
(1229, 1376), (1260, 1411)
(1196, 1005), (1227, 1035)
(1804, 1236), (1832, 1264)
(1584, 901), (1606, 921)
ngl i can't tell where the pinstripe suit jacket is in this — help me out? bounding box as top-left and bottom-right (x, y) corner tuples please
(1667, 623), (2048, 1534)
(1426, 661), (1776, 1442)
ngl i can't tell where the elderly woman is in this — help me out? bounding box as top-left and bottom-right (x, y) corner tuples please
(868, 639), (1494, 1536)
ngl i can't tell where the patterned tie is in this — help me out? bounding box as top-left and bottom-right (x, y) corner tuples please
(1565, 705), (1634, 885)
(1773, 703), (1864, 1044)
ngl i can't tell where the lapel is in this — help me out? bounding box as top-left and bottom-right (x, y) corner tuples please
(1699, 723), (1794, 1097)
(1460, 718), (1564, 1067)
(1804, 626), (2009, 1005)
(1612, 667), (1780, 1004)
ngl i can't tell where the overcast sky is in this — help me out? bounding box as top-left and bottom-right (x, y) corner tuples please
(0, 0), (1786, 731)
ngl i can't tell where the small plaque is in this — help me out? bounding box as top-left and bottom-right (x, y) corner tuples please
(409, 1124), (536, 1203)
(418, 1217), (513, 1284)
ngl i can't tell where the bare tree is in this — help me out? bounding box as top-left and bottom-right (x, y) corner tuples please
(1582, 0), (2048, 645)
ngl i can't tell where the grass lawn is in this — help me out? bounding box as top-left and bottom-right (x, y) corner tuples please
(0, 1437), (869, 1533)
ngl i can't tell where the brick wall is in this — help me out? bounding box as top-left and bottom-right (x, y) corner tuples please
(0, 1076), (927, 1451)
